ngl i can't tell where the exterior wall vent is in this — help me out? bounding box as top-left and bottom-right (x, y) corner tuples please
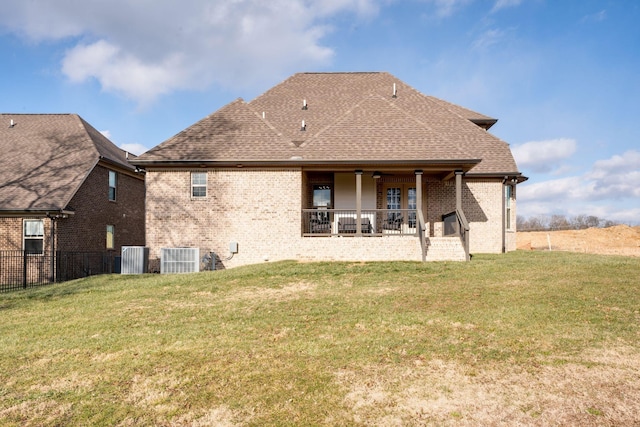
(121, 246), (149, 274)
(161, 247), (199, 274)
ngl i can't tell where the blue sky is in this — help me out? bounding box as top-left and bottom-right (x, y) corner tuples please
(0, 0), (638, 224)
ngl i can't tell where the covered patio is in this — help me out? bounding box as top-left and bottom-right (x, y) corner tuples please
(301, 165), (474, 261)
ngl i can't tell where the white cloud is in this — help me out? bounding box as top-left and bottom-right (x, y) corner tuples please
(419, 0), (472, 18)
(62, 40), (188, 105)
(519, 150), (640, 203)
(511, 138), (577, 173)
(312, 0), (380, 17)
(472, 28), (507, 50)
(587, 150), (640, 199)
(433, 0), (467, 17)
(492, 0), (523, 12)
(0, 0), (378, 105)
(119, 143), (148, 156)
(100, 130), (147, 156)
(582, 9), (607, 23)
(517, 149), (640, 223)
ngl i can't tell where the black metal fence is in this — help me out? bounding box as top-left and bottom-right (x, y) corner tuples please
(0, 251), (119, 292)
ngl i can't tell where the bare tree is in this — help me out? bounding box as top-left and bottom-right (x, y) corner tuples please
(517, 214), (619, 231)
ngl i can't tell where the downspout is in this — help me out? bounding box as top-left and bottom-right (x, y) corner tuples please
(46, 210), (71, 283)
(502, 177), (507, 253)
(46, 213), (57, 283)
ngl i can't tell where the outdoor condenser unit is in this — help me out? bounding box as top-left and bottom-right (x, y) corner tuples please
(121, 246), (149, 274)
(160, 248), (199, 274)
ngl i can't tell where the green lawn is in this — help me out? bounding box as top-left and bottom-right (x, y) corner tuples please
(1, 251), (639, 426)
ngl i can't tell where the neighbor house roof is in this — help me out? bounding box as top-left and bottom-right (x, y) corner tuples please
(0, 113), (135, 214)
(135, 72), (522, 177)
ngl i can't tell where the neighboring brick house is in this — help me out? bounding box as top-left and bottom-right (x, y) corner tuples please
(134, 72), (526, 269)
(0, 114), (145, 258)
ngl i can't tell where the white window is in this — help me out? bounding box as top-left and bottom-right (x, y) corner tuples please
(24, 219), (44, 254)
(109, 170), (117, 201)
(191, 172), (207, 198)
(106, 225), (115, 249)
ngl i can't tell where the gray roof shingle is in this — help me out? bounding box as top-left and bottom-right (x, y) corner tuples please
(0, 114), (134, 212)
(136, 72), (521, 175)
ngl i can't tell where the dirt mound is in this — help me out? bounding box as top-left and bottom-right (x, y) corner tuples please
(517, 225), (640, 257)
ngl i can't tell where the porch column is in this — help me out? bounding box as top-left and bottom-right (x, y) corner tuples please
(414, 170), (423, 217)
(455, 170), (463, 211)
(455, 170), (463, 234)
(355, 170), (363, 235)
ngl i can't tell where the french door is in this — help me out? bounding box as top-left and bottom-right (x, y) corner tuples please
(384, 184), (416, 231)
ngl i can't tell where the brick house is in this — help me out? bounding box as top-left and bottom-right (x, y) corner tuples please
(0, 114), (145, 258)
(134, 72), (526, 269)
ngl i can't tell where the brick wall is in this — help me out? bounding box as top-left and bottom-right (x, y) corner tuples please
(426, 177), (509, 254)
(144, 169), (516, 269)
(56, 163), (145, 252)
(0, 217), (52, 251)
(145, 169), (302, 269)
(0, 218), (23, 251)
(464, 179), (505, 253)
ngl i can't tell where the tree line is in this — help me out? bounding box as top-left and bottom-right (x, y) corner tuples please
(516, 214), (619, 232)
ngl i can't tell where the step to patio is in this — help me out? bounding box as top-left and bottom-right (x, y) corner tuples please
(425, 237), (467, 261)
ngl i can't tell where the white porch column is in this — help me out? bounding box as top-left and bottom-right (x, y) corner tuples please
(355, 170), (363, 235)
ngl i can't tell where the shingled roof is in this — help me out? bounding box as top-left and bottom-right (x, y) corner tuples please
(135, 72), (521, 176)
(0, 114), (135, 213)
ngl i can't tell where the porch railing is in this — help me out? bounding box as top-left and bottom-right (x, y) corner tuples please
(417, 210), (427, 262)
(302, 209), (418, 236)
(301, 208), (470, 261)
(443, 210), (470, 261)
(457, 208), (471, 261)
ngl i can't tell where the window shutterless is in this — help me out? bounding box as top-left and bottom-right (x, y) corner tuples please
(24, 219), (44, 254)
(191, 172), (207, 197)
(106, 225), (115, 249)
(109, 170), (117, 201)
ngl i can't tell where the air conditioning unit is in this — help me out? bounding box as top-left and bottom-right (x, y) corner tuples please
(121, 246), (149, 274)
(160, 248), (199, 274)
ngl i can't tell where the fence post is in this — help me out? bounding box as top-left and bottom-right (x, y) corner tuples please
(22, 250), (27, 289)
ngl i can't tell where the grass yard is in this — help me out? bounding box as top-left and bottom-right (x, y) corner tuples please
(1, 251), (639, 426)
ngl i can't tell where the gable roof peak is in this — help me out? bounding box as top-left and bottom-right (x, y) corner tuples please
(0, 113), (137, 213)
(135, 71), (520, 176)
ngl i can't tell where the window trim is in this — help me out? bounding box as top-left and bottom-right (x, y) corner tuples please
(23, 219), (44, 255)
(108, 170), (117, 202)
(505, 185), (513, 230)
(191, 172), (207, 198)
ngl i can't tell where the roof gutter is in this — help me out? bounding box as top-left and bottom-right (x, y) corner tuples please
(466, 171), (528, 184)
(131, 158), (482, 170)
(0, 209), (75, 218)
(98, 155), (137, 172)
